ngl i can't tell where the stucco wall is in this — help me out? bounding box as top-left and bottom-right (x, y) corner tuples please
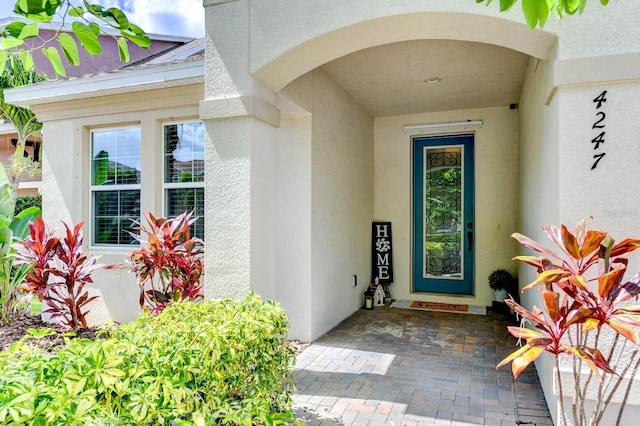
(247, 0), (545, 76)
(557, 82), (640, 241)
(374, 107), (519, 307)
(275, 114), (313, 340)
(281, 68), (374, 341)
(519, 21), (640, 422)
(554, 81), (640, 425)
(556, 0), (640, 59)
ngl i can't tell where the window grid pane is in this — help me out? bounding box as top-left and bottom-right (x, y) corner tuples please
(91, 127), (141, 246)
(164, 122), (205, 184)
(164, 121), (205, 240)
(165, 188), (204, 240)
(93, 190), (140, 245)
(92, 128), (141, 186)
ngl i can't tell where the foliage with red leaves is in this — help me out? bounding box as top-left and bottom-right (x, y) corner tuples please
(12, 216), (101, 330)
(123, 211), (204, 314)
(499, 216), (640, 426)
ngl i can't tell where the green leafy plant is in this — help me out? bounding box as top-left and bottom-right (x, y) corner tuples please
(476, 0), (611, 29)
(488, 268), (516, 291)
(0, 165), (40, 324)
(2, 0), (151, 77)
(498, 217), (640, 426)
(0, 55), (47, 202)
(12, 216), (101, 330)
(14, 194), (41, 216)
(0, 294), (296, 425)
(122, 211), (204, 314)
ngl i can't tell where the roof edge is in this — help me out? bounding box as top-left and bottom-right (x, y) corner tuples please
(6, 58), (204, 107)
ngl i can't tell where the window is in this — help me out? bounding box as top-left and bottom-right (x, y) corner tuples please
(90, 127), (141, 246)
(163, 121), (205, 239)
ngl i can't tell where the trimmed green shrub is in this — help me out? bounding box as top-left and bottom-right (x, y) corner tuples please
(0, 293), (296, 425)
(14, 195), (41, 217)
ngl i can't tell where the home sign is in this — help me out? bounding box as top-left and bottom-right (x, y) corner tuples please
(371, 222), (393, 284)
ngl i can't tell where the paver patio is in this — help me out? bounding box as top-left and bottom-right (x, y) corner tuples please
(293, 305), (553, 425)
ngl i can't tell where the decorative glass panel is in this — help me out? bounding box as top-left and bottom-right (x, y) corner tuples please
(423, 146), (463, 278)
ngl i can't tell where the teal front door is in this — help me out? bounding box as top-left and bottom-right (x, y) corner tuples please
(412, 134), (475, 294)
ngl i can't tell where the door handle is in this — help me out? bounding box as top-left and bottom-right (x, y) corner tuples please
(467, 222), (473, 251)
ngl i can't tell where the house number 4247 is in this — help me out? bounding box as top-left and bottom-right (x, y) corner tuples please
(591, 90), (607, 170)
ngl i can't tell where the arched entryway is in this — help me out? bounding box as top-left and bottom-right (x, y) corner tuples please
(247, 10), (557, 339)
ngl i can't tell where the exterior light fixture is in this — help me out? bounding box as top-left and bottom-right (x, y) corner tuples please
(403, 120), (483, 134)
(363, 287), (374, 310)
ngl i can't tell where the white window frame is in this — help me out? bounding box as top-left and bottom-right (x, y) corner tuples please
(89, 126), (142, 248)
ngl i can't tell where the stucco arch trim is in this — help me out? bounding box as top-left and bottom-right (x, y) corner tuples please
(253, 11), (557, 93)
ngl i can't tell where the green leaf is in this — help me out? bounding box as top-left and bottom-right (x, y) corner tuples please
(561, 0), (582, 15)
(117, 37), (130, 63)
(18, 23), (39, 40)
(1, 38), (24, 49)
(42, 46), (66, 77)
(121, 24), (151, 49)
(0, 51), (7, 75)
(0, 178), (14, 219)
(13, 0), (59, 23)
(3, 22), (26, 38)
(522, 0), (552, 29)
(10, 206), (41, 240)
(89, 22), (101, 36)
(72, 22), (102, 56)
(0, 227), (13, 257)
(17, 50), (34, 71)
(68, 6), (84, 17)
(499, 0), (518, 12)
(104, 7), (130, 30)
(83, 1), (105, 16)
(58, 33), (80, 66)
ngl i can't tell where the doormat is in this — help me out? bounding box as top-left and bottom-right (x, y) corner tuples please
(411, 301), (468, 312)
(390, 300), (486, 315)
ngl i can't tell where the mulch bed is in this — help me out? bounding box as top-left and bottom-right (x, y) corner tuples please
(0, 313), (99, 353)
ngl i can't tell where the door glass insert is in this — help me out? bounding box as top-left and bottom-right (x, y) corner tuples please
(423, 146), (463, 279)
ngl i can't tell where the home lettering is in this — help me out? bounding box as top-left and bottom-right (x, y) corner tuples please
(372, 222), (393, 284)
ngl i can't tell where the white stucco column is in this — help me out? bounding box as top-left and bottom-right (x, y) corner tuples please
(518, 3), (640, 422)
(201, 0), (280, 300)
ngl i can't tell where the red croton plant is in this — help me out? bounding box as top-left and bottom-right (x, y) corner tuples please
(122, 211), (204, 314)
(12, 216), (101, 331)
(498, 216), (640, 426)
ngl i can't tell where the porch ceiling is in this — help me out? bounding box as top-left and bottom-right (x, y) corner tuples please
(321, 39), (530, 117)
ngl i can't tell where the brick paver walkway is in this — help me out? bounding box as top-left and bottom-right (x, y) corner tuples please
(293, 305), (553, 425)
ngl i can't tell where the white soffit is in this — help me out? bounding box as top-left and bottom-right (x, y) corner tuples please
(5, 59), (204, 107)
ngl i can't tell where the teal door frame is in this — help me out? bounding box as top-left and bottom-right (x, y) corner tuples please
(412, 134), (475, 295)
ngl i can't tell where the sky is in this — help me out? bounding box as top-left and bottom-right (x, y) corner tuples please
(0, 0), (205, 38)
